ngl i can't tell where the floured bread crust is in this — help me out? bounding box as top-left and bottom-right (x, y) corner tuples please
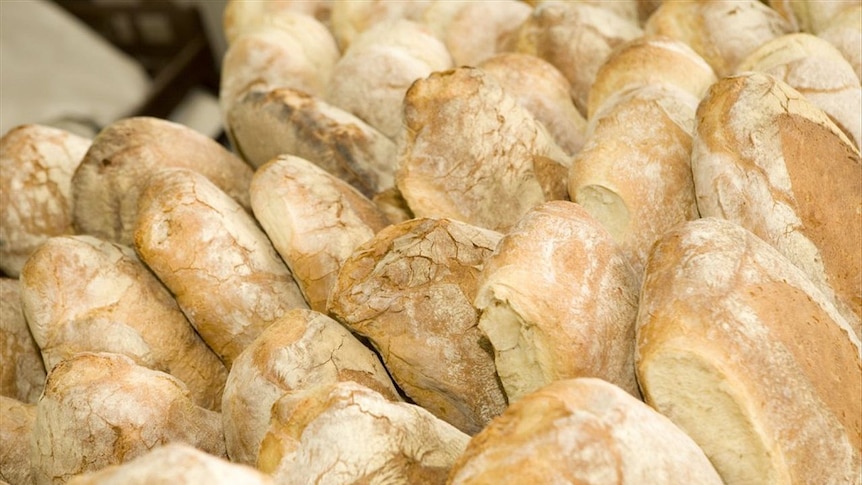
(0, 396), (36, 485)
(0, 124), (90, 277)
(222, 0), (333, 44)
(67, 443), (273, 485)
(30, 352), (226, 485)
(222, 308), (399, 465)
(636, 218), (861, 485)
(328, 217), (507, 434)
(692, 71), (862, 337)
(570, 84), (701, 278)
(328, 0), (432, 51)
(474, 201), (640, 402)
(0, 278), (46, 403)
(250, 155), (389, 313)
(396, 67), (569, 233)
(227, 87), (397, 197)
(448, 378), (724, 484)
(258, 381), (469, 484)
(818, 5), (862, 81)
(133, 169), (308, 369)
(19, 235), (227, 411)
(71, 117), (253, 245)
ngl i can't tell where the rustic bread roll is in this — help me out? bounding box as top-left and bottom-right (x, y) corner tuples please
(133, 168), (309, 368)
(226, 87), (397, 197)
(222, 308), (399, 465)
(258, 381), (470, 484)
(692, 71), (862, 339)
(0, 396), (36, 485)
(328, 0), (432, 51)
(448, 378), (724, 484)
(420, 0), (531, 67)
(67, 443), (273, 485)
(328, 217), (507, 434)
(644, 0), (795, 77)
(396, 67), (570, 233)
(474, 201), (640, 402)
(587, 35), (717, 119)
(325, 19), (452, 140)
(818, 5), (862, 81)
(0, 278), (45, 403)
(478, 52), (588, 156)
(71, 117), (252, 246)
(19, 235), (227, 411)
(532, 0), (641, 25)
(30, 352), (226, 485)
(250, 155), (389, 313)
(737, 32), (861, 150)
(0, 124), (90, 277)
(636, 218), (861, 485)
(223, 0), (333, 43)
(570, 84), (700, 278)
(505, 2), (643, 114)
(219, 15), (339, 119)
(768, 0), (858, 34)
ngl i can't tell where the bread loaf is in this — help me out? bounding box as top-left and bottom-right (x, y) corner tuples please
(0, 277), (46, 403)
(768, 0), (858, 33)
(133, 168), (309, 368)
(71, 117), (253, 245)
(396, 67), (569, 233)
(692, 71), (861, 338)
(30, 352), (226, 485)
(0, 124), (90, 277)
(0, 396), (36, 485)
(636, 217), (861, 485)
(258, 381), (469, 485)
(818, 5), (862, 81)
(328, 217), (507, 434)
(222, 0), (333, 44)
(226, 87), (397, 197)
(19, 235), (228, 411)
(328, 0), (432, 51)
(447, 378), (724, 484)
(474, 201), (640, 402)
(67, 443), (273, 485)
(222, 308), (399, 465)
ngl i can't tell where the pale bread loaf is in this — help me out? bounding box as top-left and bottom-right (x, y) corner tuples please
(133, 169), (309, 369)
(0, 124), (90, 277)
(636, 217), (861, 485)
(448, 378), (724, 485)
(250, 155), (389, 313)
(71, 117), (253, 246)
(0, 277), (46, 403)
(19, 235), (228, 411)
(818, 5), (862, 81)
(222, 308), (399, 465)
(222, 0), (333, 44)
(0, 396), (35, 485)
(328, 0), (432, 51)
(474, 201), (640, 402)
(328, 217), (507, 435)
(692, 71), (861, 338)
(768, 0), (858, 33)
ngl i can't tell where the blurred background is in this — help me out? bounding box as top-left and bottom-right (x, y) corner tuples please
(0, 0), (230, 141)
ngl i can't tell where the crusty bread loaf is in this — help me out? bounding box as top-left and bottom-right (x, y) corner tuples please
(645, 0), (795, 77)
(222, 308), (399, 465)
(737, 32), (861, 149)
(30, 352), (226, 485)
(505, 2), (643, 115)
(478, 52), (588, 156)
(0, 396), (36, 485)
(587, 35), (717, 119)
(328, 217), (507, 435)
(768, 0), (858, 34)
(474, 201), (640, 402)
(328, 0), (432, 51)
(447, 378), (724, 484)
(0, 124), (90, 277)
(226, 87), (397, 197)
(636, 217), (861, 485)
(396, 67), (569, 233)
(250, 155), (389, 313)
(692, 71), (861, 338)
(222, 0), (333, 44)
(67, 443), (273, 485)
(133, 168), (309, 368)
(818, 5), (862, 81)
(0, 277), (46, 403)
(19, 235), (228, 411)
(71, 117), (253, 246)
(259, 381), (469, 484)
(570, 84), (701, 278)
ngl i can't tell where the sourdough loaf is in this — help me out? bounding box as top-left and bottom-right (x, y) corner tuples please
(0, 277), (45, 403)
(0, 396), (36, 485)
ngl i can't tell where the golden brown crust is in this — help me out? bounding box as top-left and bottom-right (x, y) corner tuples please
(0, 278), (46, 403)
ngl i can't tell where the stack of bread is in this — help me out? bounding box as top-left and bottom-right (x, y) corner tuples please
(1, 1), (859, 484)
